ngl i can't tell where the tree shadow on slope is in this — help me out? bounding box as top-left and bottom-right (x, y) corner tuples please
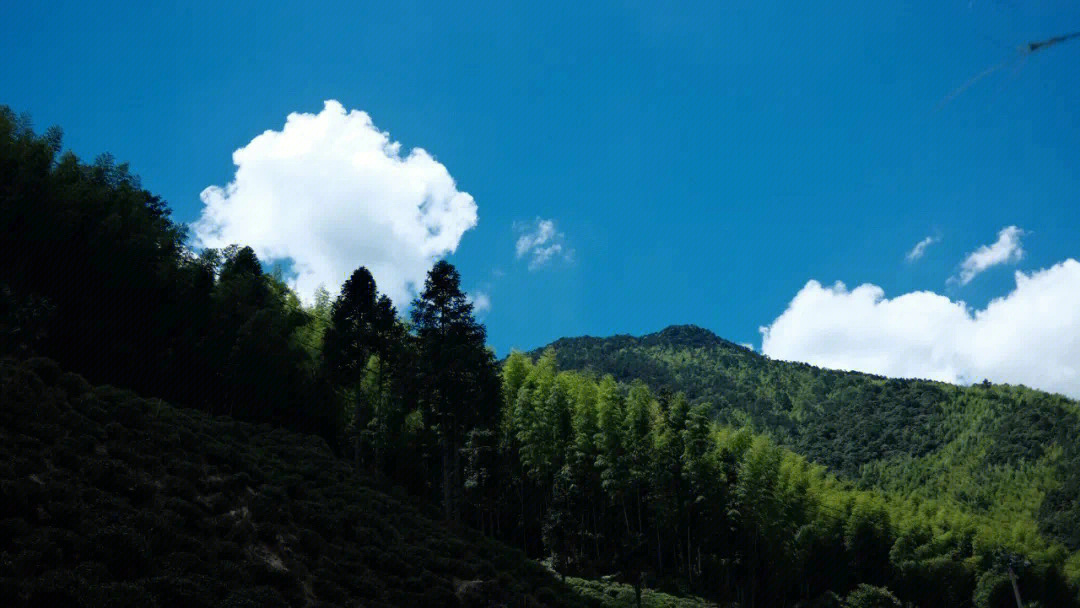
(0, 357), (627, 608)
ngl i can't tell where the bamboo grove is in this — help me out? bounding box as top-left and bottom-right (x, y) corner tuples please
(484, 352), (1077, 607)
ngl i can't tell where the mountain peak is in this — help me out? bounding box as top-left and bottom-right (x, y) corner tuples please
(525, 324), (757, 368)
(643, 324), (726, 347)
(630, 324), (755, 354)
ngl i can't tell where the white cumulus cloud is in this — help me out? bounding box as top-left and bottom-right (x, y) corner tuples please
(951, 226), (1024, 285)
(760, 259), (1080, 397)
(193, 100), (478, 307)
(514, 218), (573, 270)
(905, 236), (937, 262)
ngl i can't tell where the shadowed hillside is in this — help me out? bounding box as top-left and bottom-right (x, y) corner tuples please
(0, 356), (714, 608)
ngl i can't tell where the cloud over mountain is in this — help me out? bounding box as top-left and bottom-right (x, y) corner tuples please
(761, 259), (1080, 398)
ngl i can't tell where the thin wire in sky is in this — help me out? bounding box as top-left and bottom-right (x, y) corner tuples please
(935, 30), (1080, 112)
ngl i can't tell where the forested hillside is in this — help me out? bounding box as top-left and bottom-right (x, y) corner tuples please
(530, 325), (1080, 576)
(0, 106), (718, 607)
(498, 349), (1080, 607)
(5, 105), (1080, 607)
(0, 356), (714, 608)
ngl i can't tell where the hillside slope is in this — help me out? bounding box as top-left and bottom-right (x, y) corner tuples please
(0, 356), (714, 608)
(530, 325), (1080, 560)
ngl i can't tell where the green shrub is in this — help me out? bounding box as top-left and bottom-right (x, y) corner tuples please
(843, 584), (902, 608)
(974, 570), (1016, 608)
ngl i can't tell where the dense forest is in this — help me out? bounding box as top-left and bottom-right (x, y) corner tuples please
(533, 327), (1080, 568)
(496, 350), (1078, 607)
(3, 105), (1080, 607)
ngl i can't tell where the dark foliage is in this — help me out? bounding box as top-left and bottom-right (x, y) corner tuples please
(412, 261), (502, 523)
(0, 108), (337, 442)
(0, 357), (606, 608)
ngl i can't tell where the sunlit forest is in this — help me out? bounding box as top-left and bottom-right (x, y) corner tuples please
(3, 105), (1080, 608)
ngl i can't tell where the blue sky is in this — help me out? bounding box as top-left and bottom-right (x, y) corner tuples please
(4, 1), (1080, 394)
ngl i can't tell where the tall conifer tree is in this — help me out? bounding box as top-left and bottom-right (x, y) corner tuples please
(411, 261), (500, 522)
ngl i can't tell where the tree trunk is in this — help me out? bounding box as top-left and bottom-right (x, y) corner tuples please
(354, 434), (361, 469)
(1008, 567), (1024, 608)
(442, 436), (452, 521)
(451, 432), (461, 524)
(656, 524), (663, 573)
(593, 503), (601, 564)
(520, 478), (527, 552)
(636, 488), (642, 534)
(686, 518), (693, 584)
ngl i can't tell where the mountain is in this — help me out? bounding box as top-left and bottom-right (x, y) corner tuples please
(529, 324), (1080, 560)
(6, 106), (1077, 606)
(0, 356), (714, 608)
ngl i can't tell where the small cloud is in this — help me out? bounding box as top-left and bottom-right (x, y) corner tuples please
(740, 342), (755, 351)
(469, 290), (492, 315)
(514, 218), (573, 270)
(950, 226), (1024, 286)
(905, 236), (938, 262)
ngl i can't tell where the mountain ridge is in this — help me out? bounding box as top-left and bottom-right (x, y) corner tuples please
(524, 323), (1080, 564)
(534, 324), (753, 357)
